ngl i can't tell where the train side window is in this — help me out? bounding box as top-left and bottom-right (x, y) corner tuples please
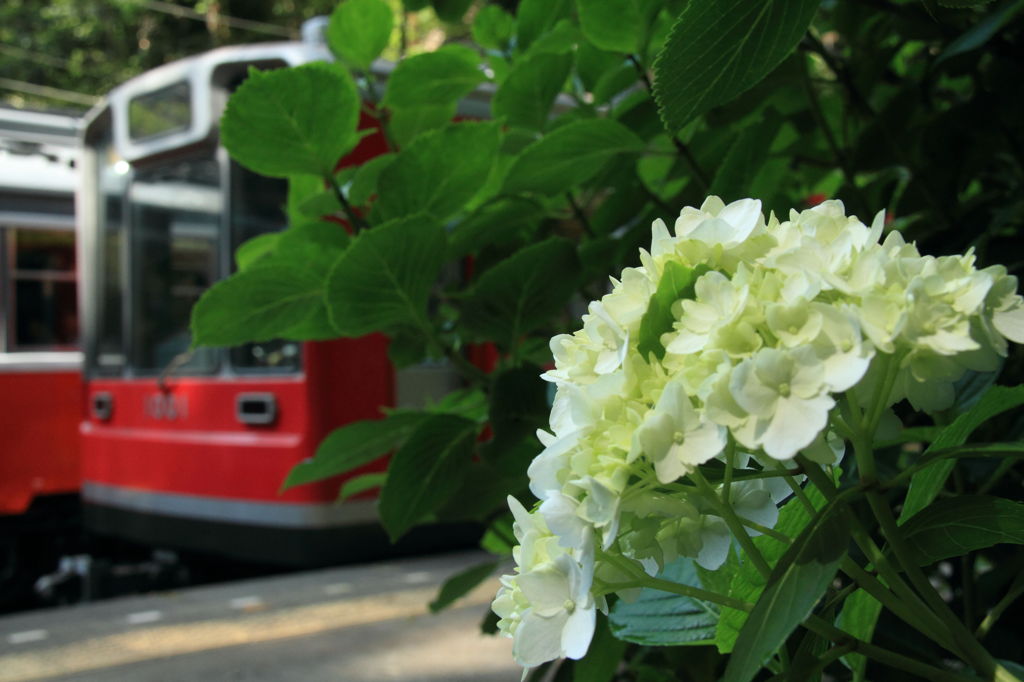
(4, 227), (78, 350)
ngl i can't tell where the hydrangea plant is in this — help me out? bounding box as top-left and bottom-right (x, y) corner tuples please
(493, 197), (1024, 678)
(189, 0), (1024, 679)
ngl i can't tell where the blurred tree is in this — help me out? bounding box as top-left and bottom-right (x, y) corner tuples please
(0, 0), (415, 111)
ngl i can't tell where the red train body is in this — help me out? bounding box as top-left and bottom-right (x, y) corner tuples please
(0, 107), (84, 603)
(74, 24), (483, 566)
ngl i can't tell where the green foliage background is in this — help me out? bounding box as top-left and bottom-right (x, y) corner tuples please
(186, 0), (1024, 680)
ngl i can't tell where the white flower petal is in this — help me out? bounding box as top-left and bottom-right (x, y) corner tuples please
(562, 606), (597, 660)
(760, 394), (834, 460)
(513, 610), (568, 667)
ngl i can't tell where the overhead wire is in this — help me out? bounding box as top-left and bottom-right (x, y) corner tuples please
(133, 1), (299, 39)
(0, 78), (99, 107)
(1, 2), (303, 107)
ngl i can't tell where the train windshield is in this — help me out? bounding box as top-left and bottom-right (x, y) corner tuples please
(86, 111), (299, 377)
(129, 156), (220, 375)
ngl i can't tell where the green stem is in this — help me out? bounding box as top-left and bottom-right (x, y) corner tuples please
(976, 570), (1024, 640)
(849, 407), (997, 676)
(694, 467), (803, 484)
(602, 578), (754, 612)
(804, 616), (985, 682)
(885, 445), (1024, 489)
(723, 438), (736, 503)
(863, 353), (900, 440)
(978, 456), (1019, 495)
(798, 455), (963, 655)
(691, 469), (773, 580)
(599, 552), (753, 611)
(769, 461), (816, 515)
(326, 172), (370, 232)
(738, 517), (790, 543)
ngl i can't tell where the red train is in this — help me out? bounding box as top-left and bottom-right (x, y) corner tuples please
(1, 21), (490, 603)
(0, 106), (84, 604)
(75, 21), (493, 568)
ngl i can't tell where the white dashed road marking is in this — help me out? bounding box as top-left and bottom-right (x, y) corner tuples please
(323, 582), (352, 595)
(229, 596), (264, 610)
(7, 630), (47, 645)
(126, 610), (163, 625)
(401, 571), (432, 585)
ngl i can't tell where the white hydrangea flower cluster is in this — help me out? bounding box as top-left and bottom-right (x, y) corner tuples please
(492, 197), (1024, 669)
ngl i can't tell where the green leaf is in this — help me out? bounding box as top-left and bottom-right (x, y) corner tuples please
(461, 238), (581, 348)
(576, 40), (626, 94)
(901, 385), (1024, 523)
(388, 102), (456, 147)
(935, 0), (1024, 65)
(576, 0), (642, 53)
(338, 472), (387, 502)
(376, 122), (501, 223)
(297, 188), (342, 218)
(575, 614), (628, 682)
(282, 412), (428, 489)
(235, 232), (280, 271)
(348, 152), (395, 206)
(326, 214), (446, 336)
(429, 560), (499, 613)
(327, 0), (394, 71)
(447, 197), (545, 259)
(837, 589), (882, 679)
(489, 365), (549, 447)
(717, 485), (827, 652)
(609, 558), (720, 646)
(493, 51), (573, 131)
(191, 266), (323, 347)
(222, 63), (361, 177)
(516, 0), (573, 52)
(379, 414), (478, 541)
(901, 495), (1024, 565)
(636, 262), (710, 361)
(287, 173), (327, 227)
(432, 0), (473, 22)
(998, 660), (1024, 680)
(652, 0), (821, 134)
(274, 220), (351, 276)
(709, 114), (782, 202)
(502, 119), (645, 195)
(723, 500), (851, 682)
(472, 5), (516, 51)
(523, 19), (581, 58)
(383, 45), (485, 109)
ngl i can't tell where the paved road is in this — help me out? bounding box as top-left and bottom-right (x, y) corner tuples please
(0, 550), (521, 682)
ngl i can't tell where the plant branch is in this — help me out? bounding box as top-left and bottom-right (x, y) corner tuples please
(804, 616), (985, 682)
(628, 53), (711, 194)
(797, 455), (963, 655)
(598, 551), (754, 611)
(848, 410), (998, 676)
(326, 172), (370, 232)
(690, 469), (773, 580)
(566, 192), (595, 238)
(976, 570), (1024, 640)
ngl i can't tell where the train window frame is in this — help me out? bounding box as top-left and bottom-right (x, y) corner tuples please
(1, 224), (79, 353)
(126, 151), (223, 378)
